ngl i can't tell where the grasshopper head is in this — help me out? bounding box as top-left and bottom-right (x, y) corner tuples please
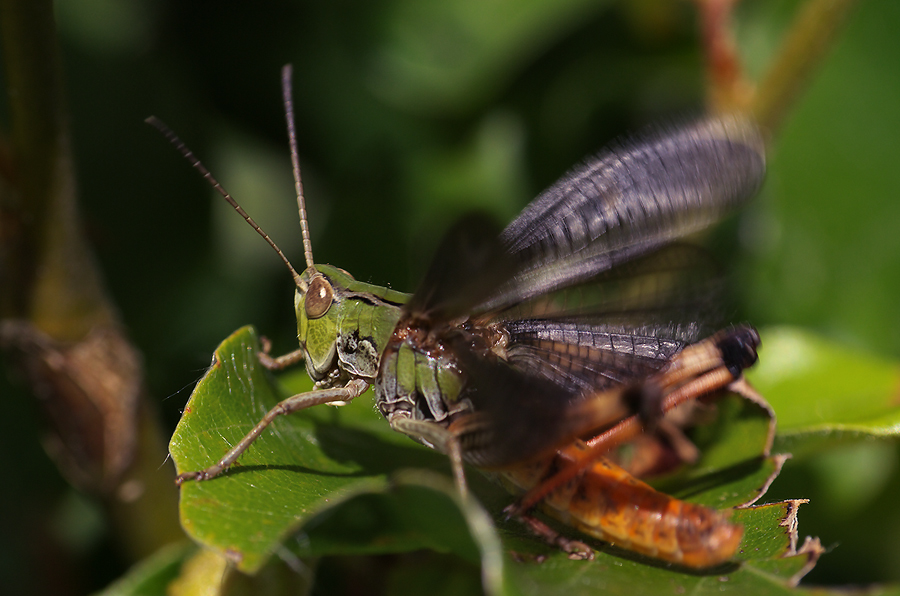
(295, 264), (356, 381)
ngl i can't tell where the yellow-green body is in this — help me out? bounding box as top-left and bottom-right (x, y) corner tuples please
(295, 264), (471, 433)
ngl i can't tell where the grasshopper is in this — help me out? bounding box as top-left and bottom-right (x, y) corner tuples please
(154, 64), (768, 567)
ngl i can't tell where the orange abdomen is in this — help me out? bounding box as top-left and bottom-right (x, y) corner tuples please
(499, 444), (743, 567)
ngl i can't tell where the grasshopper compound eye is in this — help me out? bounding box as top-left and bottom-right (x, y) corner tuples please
(305, 275), (334, 318)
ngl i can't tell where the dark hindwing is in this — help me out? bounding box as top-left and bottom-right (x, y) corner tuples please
(458, 247), (723, 468)
(494, 242), (727, 395)
(403, 116), (765, 469)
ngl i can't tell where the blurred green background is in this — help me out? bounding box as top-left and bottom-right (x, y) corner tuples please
(1, 0), (899, 593)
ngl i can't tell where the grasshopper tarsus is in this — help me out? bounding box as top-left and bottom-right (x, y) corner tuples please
(175, 471), (203, 486)
(257, 339), (306, 371)
(175, 461), (231, 485)
(566, 545), (595, 561)
(502, 501), (528, 520)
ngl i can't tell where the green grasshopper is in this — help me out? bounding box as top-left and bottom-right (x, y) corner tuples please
(154, 64), (767, 567)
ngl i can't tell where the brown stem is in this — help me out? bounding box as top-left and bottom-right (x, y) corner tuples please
(694, 0), (755, 113)
(752, 0), (860, 134)
(0, 0), (114, 335)
(0, 0), (180, 560)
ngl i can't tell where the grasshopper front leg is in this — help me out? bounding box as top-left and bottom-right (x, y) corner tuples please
(257, 337), (306, 370)
(176, 378), (369, 485)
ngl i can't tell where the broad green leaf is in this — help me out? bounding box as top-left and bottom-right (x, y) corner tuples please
(170, 325), (820, 595)
(746, 327), (900, 459)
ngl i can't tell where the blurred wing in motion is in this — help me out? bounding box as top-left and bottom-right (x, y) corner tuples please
(404, 115), (765, 468)
(482, 115), (764, 312)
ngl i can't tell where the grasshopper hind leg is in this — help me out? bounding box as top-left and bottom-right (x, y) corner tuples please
(388, 416), (469, 499)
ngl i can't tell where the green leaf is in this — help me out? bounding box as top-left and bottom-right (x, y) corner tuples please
(746, 327), (900, 459)
(169, 325), (826, 595)
(297, 469), (506, 595)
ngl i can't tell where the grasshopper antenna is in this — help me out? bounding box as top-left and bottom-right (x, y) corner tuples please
(145, 115), (308, 292)
(281, 64), (315, 271)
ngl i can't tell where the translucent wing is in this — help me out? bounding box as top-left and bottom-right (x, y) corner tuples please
(407, 116), (763, 323)
(480, 116), (764, 312)
(404, 214), (516, 321)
